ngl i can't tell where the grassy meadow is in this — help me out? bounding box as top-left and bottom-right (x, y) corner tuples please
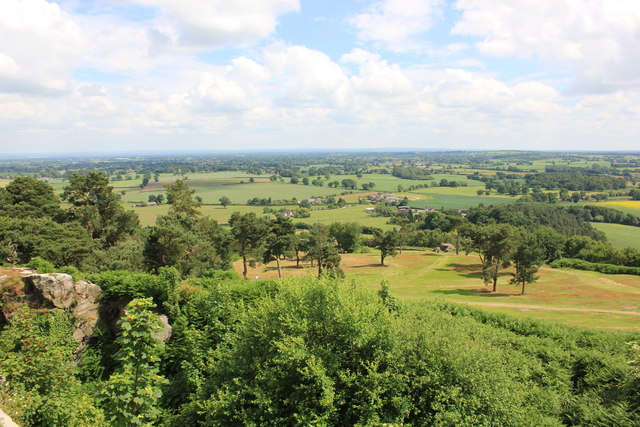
(236, 251), (640, 329)
(592, 222), (640, 249)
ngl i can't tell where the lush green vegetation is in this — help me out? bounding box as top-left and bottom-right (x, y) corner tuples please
(2, 150), (640, 425)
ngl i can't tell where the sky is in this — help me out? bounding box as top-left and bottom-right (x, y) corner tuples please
(1, 0), (639, 154)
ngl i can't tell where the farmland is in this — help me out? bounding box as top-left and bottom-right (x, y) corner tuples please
(592, 222), (640, 249)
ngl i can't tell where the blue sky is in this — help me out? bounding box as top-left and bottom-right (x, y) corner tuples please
(0, 0), (639, 153)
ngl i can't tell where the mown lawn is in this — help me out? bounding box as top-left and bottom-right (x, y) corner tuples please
(236, 251), (640, 329)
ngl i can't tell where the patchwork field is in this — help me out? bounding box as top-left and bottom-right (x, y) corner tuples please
(235, 251), (640, 329)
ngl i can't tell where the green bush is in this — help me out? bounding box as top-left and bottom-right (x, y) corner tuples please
(551, 258), (640, 275)
(87, 270), (176, 304)
(25, 256), (55, 273)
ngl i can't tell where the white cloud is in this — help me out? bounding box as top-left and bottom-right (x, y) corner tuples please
(350, 0), (444, 51)
(0, 0), (85, 94)
(264, 44), (352, 109)
(452, 0), (640, 93)
(342, 49), (413, 97)
(130, 0), (300, 47)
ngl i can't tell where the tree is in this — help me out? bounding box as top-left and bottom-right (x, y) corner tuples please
(102, 298), (166, 426)
(0, 176), (61, 219)
(145, 212), (232, 276)
(307, 223), (341, 276)
(62, 171), (138, 246)
(292, 231), (310, 267)
(229, 212), (270, 279)
(341, 179), (357, 190)
(447, 215), (467, 255)
(165, 179), (200, 216)
(219, 196), (231, 208)
(394, 215), (413, 254)
(373, 229), (399, 266)
(329, 222), (362, 253)
(466, 223), (518, 292)
(263, 216), (296, 278)
(510, 232), (545, 295)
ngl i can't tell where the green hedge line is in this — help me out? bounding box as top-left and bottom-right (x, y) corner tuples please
(551, 258), (640, 275)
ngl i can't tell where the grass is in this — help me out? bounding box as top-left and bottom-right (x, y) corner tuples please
(295, 205), (392, 229)
(407, 193), (518, 210)
(128, 202), (391, 228)
(236, 251), (640, 329)
(592, 222), (640, 249)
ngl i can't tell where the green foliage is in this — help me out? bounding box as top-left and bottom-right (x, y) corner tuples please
(551, 258), (640, 276)
(0, 216), (96, 267)
(81, 234), (147, 273)
(467, 202), (602, 239)
(307, 223), (342, 276)
(0, 308), (104, 425)
(525, 171), (627, 191)
(145, 212), (232, 277)
(464, 223), (518, 291)
(102, 298), (166, 425)
(169, 278), (640, 426)
(262, 216), (296, 278)
(392, 165), (433, 180)
(26, 256), (56, 273)
(229, 211), (270, 279)
(165, 179), (200, 216)
(329, 221), (362, 253)
(372, 228), (399, 266)
(62, 171), (139, 246)
(510, 232), (546, 294)
(88, 270), (177, 304)
(0, 176), (62, 219)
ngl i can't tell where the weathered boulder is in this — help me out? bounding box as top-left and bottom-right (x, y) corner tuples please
(155, 314), (172, 342)
(72, 281), (102, 342)
(24, 273), (76, 309)
(19, 273), (103, 343)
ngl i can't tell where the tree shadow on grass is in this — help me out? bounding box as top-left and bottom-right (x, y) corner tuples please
(349, 264), (387, 268)
(263, 265), (306, 271)
(431, 288), (514, 298)
(435, 267), (483, 279)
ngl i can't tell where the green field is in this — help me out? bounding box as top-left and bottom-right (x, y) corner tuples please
(408, 192), (517, 210)
(130, 202), (392, 228)
(238, 251), (640, 329)
(592, 222), (640, 249)
(120, 172), (486, 205)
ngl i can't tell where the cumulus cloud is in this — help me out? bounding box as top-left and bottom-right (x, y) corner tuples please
(0, 0), (85, 95)
(350, 0), (444, 51)
(130, 0), (300, 47)
(264, 44), (352, 109)
(452, 0), (640, 94)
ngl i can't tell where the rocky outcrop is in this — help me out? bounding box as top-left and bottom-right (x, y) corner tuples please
(1, 269), (172, 346)
(24, 273), (77, 309)
(20, 273), (103, 344)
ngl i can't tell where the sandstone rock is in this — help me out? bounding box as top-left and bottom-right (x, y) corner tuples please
(155, 314), (172, 342)
(24, 273), (76, 309)
(72, 281), (102, 343)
